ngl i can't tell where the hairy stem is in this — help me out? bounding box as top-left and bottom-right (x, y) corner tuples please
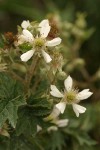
(24, 56), (39, 96)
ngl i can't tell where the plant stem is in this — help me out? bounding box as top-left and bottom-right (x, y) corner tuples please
(6, 71), (25, 84)
(24, 56), (39, 96)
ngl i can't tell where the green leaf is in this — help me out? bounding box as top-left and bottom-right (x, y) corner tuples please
(76, 132), (97, 146)
(32, 107), (52, 116)
(16, 104), (53, 136)
(47, 131), (65, 150)
(7, 134), (35, 150)
(27, 96), (52, 117)
(0, 73), (26, 128)
(16, 107), (38, 136)
(28, 97), (52, 109)
(0, 96), (26, 128)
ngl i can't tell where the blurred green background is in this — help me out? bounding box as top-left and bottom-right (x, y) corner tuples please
(0, 0), (100, 149)
(0, 0), (100, 73)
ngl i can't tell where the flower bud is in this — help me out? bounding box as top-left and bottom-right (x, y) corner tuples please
(66, 63), (74, 72)
(57, 71), (67, 80)
(0, 128), (10, 137)
(75, 13), (87, 29)
(72, 27), (85, 38)
(11, 63), (27, 73)
(73, 58), (85, 69)
(0, 63), (7, 72)
(0, 123), (10, 137)
(64, 22), (73, 30)
(95, 69), (100, 79)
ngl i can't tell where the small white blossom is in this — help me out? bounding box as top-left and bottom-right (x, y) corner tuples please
(50, 76), (93, 117)
(17, 19), (62, 63)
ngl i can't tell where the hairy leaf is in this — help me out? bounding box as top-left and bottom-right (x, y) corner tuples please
(0, 74), (26, 128)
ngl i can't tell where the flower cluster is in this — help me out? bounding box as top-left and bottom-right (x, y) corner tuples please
(14, 19), (93, 131)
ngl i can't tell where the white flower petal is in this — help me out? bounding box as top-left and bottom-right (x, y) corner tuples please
(39, 19), (49, 28)
(17, 35), (26, 45)
(56, 102), (66, 114)
(50, 85), (64, 98)
(76, 89), (93, 101)
(46, 37), (62, 47)
(56, 119), (69, 127)
(21, 20), (30, 29)
(72, 104), (86, 117)
(23, 29), (34, 42)
(44, 107), (60, 121)
(20, 49), (35, 62)
(50, 106), (61, 119)
(42, 50), (52, 63)
(47, 126), (58, 132)
(64, 76), (73, 92)
(39, 19), (51, 38)
(37, 125), (42, 132)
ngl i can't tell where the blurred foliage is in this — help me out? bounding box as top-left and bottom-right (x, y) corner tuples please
(0, 0), (100, 150)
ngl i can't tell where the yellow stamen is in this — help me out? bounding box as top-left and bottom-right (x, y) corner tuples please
(64, 90), (77, 104)
(34, 38), (45, 49)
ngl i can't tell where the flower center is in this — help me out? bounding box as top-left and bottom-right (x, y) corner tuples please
(34, 38), (45, 49)
(64, 90), (77, 104)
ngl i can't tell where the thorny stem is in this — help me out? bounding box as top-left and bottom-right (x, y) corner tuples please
(51, 70), (58, 84)
(74, 80), (88, 88)
(80, 67), (90, 81)
(31, 77), (41, 93)
(46, 66), (58, 84)
(70, 37), (96, 95)
(6, 70), (25, 85)
(24, 55), (39, 96)
(8, 53), (14, 63)
(23, 134), (44, 150)
(70, 37), (82, 59)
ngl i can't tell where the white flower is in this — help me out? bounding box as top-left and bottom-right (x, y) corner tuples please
(21, 20), (31, 29)
(18, 19), (62, 63)
(50, 76), (93, 117)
